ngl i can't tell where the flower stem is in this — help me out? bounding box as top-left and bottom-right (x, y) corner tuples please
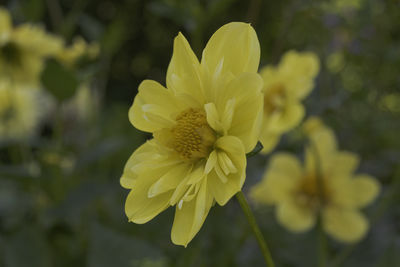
(236, 191), (275, 267)
(317, 217), (327, 267)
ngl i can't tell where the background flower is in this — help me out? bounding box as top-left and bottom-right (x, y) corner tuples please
(0, 8), (63, 86)
(251, 119), (380, 243)
(259, 50), (320, 153)
(0, 82), (50, 141)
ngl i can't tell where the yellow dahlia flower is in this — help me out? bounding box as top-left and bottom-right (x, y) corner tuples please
(259, 51), (319, 153)
(121, 22), (263, 246)
(0, 8), (63, 86)
(0, 82), (48, 141)
(57, 36), (99, 67)
(251, 119), (380, 243)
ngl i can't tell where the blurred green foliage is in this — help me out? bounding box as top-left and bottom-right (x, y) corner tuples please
(0, 0), (399, 266)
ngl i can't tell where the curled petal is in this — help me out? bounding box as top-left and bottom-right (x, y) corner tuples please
(129, 80), (184, 132)
(171, 179), (213, 247)
(208, 136), (246, 205)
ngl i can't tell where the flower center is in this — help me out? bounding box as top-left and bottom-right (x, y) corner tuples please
(0, 42), (22, 66)
(155, 108), (216, 161)
(264, 83), (286, 114)
(296, 174), (331, 210)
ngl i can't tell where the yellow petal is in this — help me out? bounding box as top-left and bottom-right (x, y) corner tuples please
(217, 150), (237, 175)
(124, 168), (173, 224)
(204, 102), (224, 134)
(323, 207), (369, 243)
(120, 141), (158, 189)
(302, 116), (326, 136)
(222, 72), (264, 152)
(305, 128), (338, 174)
(350, 174), (380, 208)
(268, 152), (303, 178)
(251, 153), (302, 204)
(148, 164), (191, 197)
(330, 151), (360, 177)
(0, 8), (11, 43)
(279, 51), (320, 99)
(166, 32), (204, 104)
(266, 101), (305, 133)
(201, 22), (260, 78)
(171, 179), (213, 247)
(12, 24), (63, 56)
(259, 130), (281, 154)
(129, 80), (184, 132)
(204, 150), (217, 174)
(276, 200), (316, 232)
(208, 136), (246, 205)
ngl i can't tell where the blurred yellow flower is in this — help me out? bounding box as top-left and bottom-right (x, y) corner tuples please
(0, 8), (63, 86)
(57, 37), (99, 67)
(121, 22), (263, 246)
(251, 119), (380, 243)
(0, 82), (48, 141)
(63, 83), (99, 122)
(259, 51), (319, 153)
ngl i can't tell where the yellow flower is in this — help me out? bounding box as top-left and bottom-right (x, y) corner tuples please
(57, 36), (99, 67)
(0, 8), (63, 86)
(259, 51), (319, 153)
(63, 83), (99, 122)
(0, 82), (48, 140)
(251, 119), (380, 243)
(121, 22), (263, 246)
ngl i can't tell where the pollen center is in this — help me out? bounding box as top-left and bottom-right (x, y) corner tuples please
(264, 83), (286, 114)
(296, 174), (331, 210)
(0, 42), (22, 66)
(155, 108), (216, 161)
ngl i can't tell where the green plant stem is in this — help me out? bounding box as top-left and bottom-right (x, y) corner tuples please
(236, 191), (275, 267)
(310, 139), (328, 267)
(317, 217), (327, 267)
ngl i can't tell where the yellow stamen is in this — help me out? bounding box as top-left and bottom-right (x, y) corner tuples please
(155, 108), (216, 161)
(264, 83), (286, 114)
(296, 173), (331, 210)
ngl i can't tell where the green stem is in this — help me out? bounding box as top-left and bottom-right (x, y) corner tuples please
(309, 140), (328, 267)
(236, 191), (275, 267)
(317, 217), (327, 267)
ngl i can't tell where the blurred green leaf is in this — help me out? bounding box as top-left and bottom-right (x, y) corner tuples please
(41, 59), (79, 101)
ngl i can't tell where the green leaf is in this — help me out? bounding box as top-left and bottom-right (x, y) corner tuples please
(246, 141), (264, 158)
(41, 59), (79, 101)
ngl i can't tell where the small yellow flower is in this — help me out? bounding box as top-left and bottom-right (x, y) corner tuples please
(259, 51), (319, 153)
(251, 119), (380, 243)
(57, 36), (99, 67)
(0, 8), (63, 86)
(121, 22), (263, 246)
(0, 82), (48, 140)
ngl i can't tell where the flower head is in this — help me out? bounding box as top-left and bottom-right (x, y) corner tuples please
(0, 8), (63, 86)
(121, 22), (263, 246)
(56, 36), (99, 67)
(0, 82), (49, 141)
(259, 51), (319, 153)
(251, 119), (380, 243)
